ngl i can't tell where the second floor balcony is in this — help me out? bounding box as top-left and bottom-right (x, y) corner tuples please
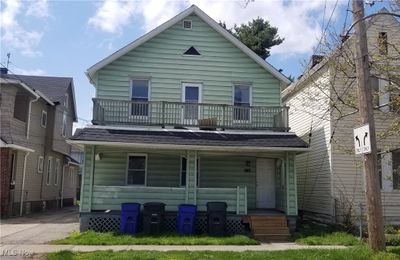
(92, 98), (290, 131)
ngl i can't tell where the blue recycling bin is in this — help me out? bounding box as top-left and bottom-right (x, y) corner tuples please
(177, 204), (197, 235)
(120, 203), (141, 235)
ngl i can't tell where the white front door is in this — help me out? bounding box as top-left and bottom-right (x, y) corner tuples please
(256, 158), (276, 208)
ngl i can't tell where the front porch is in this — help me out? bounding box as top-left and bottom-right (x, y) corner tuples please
(71, 127), (307, 236)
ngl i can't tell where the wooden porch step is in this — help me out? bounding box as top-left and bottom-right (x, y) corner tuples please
(247, 215), (290, 242)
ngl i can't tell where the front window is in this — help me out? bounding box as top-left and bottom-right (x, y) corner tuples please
(234, 85), (251, 121)
(180, 157), (200, 187)
(62, 112), (67, 137)
(38, 156), (44, 173)
(46, 157), (52, 185)
(393, 150), (400, 190)
(378, 32), (388, 55)
(54, 159), (60, 185)
(41, 110), (47, 128)
(14, 91), (29, 122)
(131, 79), (149, 116)
(127, 155), (147, 185)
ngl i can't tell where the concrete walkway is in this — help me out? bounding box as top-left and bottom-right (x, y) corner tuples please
(0, 243), (347, 254)
(0, 206), (79, 245)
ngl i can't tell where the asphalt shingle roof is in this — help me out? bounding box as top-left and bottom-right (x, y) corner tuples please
(71, 128), (309, 148)
(1, 74), (72, 102)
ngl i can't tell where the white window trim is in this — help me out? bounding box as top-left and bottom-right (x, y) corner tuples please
(54, 159), (60, 186)
(129, 78), (151, 119)
(62, 112), (67, 137)
(46, 157), (52, 185)
(126, 153), (147, 186)
(38, 156), (44, 173)
(183, 20), (192, 30)
(182, 83), (202, 124)
(232, 83), (252, 124)
(180, 156), (200, 187)
(41, 110), (47, 128)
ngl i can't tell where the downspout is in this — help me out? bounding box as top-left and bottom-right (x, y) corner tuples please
(26, 96), (39, 139)
(19, 151), (30, 216)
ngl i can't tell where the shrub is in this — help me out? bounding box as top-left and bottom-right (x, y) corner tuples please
(385, 234), (400, 246)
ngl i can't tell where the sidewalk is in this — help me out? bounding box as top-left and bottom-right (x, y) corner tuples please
(0, 243), (347, 254)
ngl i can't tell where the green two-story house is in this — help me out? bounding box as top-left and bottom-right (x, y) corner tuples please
(70, 5), (308, 240)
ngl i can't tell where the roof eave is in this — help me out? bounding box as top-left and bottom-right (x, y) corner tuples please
(67, 139), (309, 152)
(0, 78), (55, 106)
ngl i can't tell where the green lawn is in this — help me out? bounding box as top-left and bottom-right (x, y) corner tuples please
(292, 222), (362, 246)
(46, 247), (400, 260)
(51, 231), (260, 245)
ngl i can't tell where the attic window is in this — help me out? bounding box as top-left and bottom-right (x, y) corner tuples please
(183, 20), (192, 29)
(183, 46), (201, 56)
(378, 32), (388, 55)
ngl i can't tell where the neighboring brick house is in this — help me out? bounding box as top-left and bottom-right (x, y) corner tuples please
(0, 69), (79, 217)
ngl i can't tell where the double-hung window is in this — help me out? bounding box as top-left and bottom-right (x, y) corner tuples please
(127, 154), (147, 185)
(62, 112), (67, 137)
(41, 110), (47, 128)
(131, 79), (149, 116)
(393, 150), (400, 190)
(54, 159), (60, 185)
(46, 157), (52, 185)
(38, 156), (44, 173)
(233, 84), (251, 121)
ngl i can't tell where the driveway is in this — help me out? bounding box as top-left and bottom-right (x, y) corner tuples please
(0, 206), (78, 245)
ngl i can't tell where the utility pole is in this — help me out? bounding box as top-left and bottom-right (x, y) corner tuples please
(352, 0), (385, 251)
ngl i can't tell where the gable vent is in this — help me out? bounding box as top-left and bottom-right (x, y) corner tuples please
(183, 20), (192, 29)
(183, 46), (201, 56)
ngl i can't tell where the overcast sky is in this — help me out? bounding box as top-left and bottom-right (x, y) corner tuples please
(0, 0), (390, 129)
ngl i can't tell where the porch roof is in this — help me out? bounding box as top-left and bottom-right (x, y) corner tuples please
(69, 127), (308, 152)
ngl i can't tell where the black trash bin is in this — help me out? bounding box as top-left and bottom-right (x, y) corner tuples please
(206, 202), (227, 236)
(142, 202), (165, 234)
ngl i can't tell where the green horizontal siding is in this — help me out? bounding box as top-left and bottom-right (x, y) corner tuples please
(80, 145), (93, 212)
(196, 188), (237, 212)
(286, 152), (298, 215)
(199, 156), (256, 209)
(92, 186), (185, 211)
(93, 149), (182, 187)
(96, 14), (281, 106)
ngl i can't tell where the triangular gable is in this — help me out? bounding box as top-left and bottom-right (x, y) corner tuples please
(86, 5), (290, 85)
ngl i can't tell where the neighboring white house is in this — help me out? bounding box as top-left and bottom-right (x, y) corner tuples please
(283, 9), (400, 225)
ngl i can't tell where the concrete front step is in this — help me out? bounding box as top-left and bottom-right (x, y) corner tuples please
(253, 234), (291, 242)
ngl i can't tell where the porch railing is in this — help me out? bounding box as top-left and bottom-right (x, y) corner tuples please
(92, 98), (289, 131)
(196, 186), (247, 214)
